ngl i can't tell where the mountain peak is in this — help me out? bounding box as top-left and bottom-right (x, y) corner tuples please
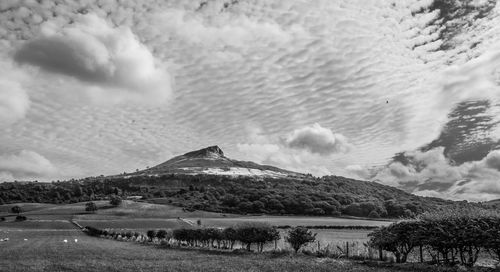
(183, 145), (224, 158)
(114, 145), (305, 179)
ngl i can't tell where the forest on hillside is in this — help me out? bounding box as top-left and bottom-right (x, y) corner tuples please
(0, 174), (464, 218)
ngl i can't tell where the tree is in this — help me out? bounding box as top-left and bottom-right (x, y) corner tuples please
(223, 227), (238, 249)
(285, 227), (316, 253)
(156, 229), (168, 240)
(109, 195), (122, 206)
(235, 222), (279, 252)
(368, 221), (419, 263)
(147, 230), (157, 241)
(11, 205), (22, 214)
(85, 202), (97, 213)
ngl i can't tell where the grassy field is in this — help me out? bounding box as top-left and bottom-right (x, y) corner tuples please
(0, 202), (495, 271)
(191, 216), (391, 228)
(0, 228), (485, 272)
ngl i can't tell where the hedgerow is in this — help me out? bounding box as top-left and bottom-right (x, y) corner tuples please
(368, 207), (500, 267)
(84, 223), (280, 252)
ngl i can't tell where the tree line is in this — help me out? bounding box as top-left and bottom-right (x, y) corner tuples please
(85, 223), (317, 253)
(368, 207), (500, 267)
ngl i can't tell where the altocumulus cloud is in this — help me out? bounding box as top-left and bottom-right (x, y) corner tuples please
(14, 13), (172, 105)
(0, 150), (56, 180)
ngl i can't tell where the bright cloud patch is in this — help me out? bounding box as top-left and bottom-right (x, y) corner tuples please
(0, 79), (29, 125)
(0, 150), (56, 180)
(14, 13), (172, 105)
(153, 7), (295, 49)
(370, 148), (500, 201)
(285, 123), (352, 155)
(237, 124), (351, 176)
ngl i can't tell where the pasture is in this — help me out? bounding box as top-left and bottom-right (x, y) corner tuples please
(0, 227), (402, 272)
(0, 202), (389, 249)
(1, 201), (490, 272)
(0, 227), (483, 272)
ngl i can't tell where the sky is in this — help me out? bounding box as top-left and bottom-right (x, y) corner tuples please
(1, 0), (500, 201)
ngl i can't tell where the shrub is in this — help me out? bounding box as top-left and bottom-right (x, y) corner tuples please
(85, 202), (98, 213)
(109, 195), (122, 206)
(235, 222), (280, 252)
(15, 215), (27, 221)
(368, 207), (500, 266)
(285, 227), (316, 253)
(368, 210), (381, 218)
(156, 229), (168, 240)
(146, 230), (157, 241)
(368, 221), (419, 263)
(85, 226), (105, 237)
(223, 227), (238, 249)
(11, 205), (22, 214)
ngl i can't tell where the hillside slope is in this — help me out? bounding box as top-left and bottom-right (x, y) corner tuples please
(113, 146), (306, 179)
(0, 146), (467, 218)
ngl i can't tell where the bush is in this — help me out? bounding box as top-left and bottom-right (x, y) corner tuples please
(368, 210), (381, 218)
(15, 215), (27, 221)
(368, 221), (419, 263)
(85, 202), (98, 212)
(156, 229), (168, 240)
(110, 195), (122, 206)
(11, 205), (22, 214)
(85, 226), (105, 237)
(285, 227), (316, 253)
(235, 222), (280, 252)
(146, 230), (157, 241)
(368, 207), (500, 266)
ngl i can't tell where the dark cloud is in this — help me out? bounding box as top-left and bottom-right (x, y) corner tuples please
(14, 13), (172, 104)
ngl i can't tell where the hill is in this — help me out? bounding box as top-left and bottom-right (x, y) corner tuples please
(0, 145), (473, 218)
(111, 145), (306, 179)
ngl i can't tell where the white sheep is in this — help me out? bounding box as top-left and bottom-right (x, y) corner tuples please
(23, 238), (27, 241)
(74, 239), (78, 243)
(63, 239), (68, 243)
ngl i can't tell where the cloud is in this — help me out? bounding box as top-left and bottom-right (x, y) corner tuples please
(284, 123), (352, 155)
(0, 78), (29, 125)
(14, 13), (172, 105)
(152, 7), (296, 49)
(0, 59), (31, 125)
(0, 150), (57, 180)
(236, 124), (351, 176)
(371, 147), (500, 201)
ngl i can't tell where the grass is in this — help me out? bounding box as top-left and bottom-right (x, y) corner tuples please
(0, 229), (493, 272)
(191, 216), (391, 228)
(0, 202), (495, 272)
(0, 229), (363, 272)
(75, 219), (189, 231)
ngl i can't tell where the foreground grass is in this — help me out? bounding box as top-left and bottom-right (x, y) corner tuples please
(0, 229), (494, 272)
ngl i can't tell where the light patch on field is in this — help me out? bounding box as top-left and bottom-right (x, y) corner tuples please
(199, 167), (288, 177)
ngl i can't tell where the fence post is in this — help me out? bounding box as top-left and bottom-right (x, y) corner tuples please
(419, 245), (423, 263)
(346, 241), (349, 258)
(317, 241), (320, 252)
(379, 246), (383, 261)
